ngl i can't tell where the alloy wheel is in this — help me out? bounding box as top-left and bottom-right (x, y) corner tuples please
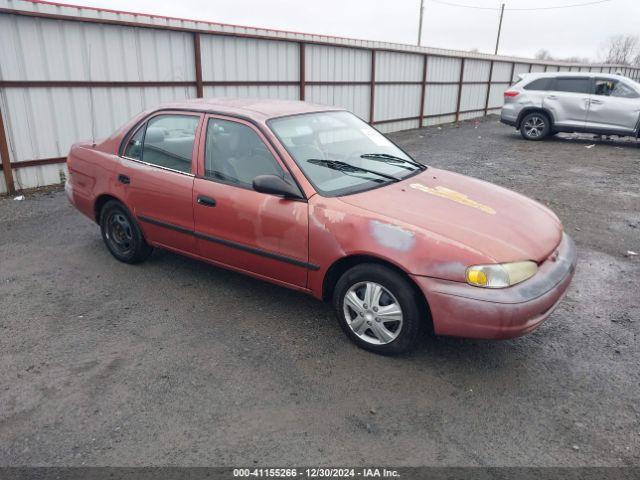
(523, 115), (545, 138)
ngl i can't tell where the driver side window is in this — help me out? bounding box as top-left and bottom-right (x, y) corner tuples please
(204, 118), (289, 188)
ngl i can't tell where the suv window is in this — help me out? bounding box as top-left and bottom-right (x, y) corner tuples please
(142, 115), (199, 173)
(553, 77), (591, 94)
(594, 79), (640, 98)
(204, 118), (287, 188)
(524, 78), (552, 91)
(612, 82), (639, 98)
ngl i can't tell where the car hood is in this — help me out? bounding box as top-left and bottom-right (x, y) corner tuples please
(338, 168), (563, 263)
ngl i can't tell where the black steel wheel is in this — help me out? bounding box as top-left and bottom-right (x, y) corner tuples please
(100, 200), (152, 264)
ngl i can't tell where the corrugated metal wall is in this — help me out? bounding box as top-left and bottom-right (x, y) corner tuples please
(1, 0), (639, 194)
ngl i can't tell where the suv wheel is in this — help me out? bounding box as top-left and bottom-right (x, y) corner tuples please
(520, 112), (550, 140)
(333, 263), (425, 355)
(100, 200), (153, 264)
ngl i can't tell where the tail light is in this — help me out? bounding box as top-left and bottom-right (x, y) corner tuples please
(504, 91), (519, 97)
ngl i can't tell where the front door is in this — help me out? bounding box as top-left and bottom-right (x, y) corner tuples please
(192, 115), (310, 288)
(120, 112), (202, 254)
(586, 78), (640, 133)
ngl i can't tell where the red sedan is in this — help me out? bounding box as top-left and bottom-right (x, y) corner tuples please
(66, 99), (577, 354)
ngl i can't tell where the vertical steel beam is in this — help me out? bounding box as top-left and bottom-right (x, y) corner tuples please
(369, 50), (376, 125)
(0, 104), (15, 195)
(193, 32), (204, 98)
(484, 60), (494, 116)
(299, 43), (306, 101)
(419, 54), (428, 128)
(455, 58), (465, 123)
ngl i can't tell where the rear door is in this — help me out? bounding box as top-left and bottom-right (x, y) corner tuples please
(120, 112), (203, 254)
(192, 114), (310, 288)
(543, 77), (591, 128)
(586, 78), (640, 133)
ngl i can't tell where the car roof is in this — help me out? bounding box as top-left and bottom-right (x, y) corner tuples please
(520, 72), (629, 81)
(148, 98), (342, 121)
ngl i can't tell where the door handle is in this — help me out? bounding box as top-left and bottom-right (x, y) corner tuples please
(117, 174), (130, 185)
(546, 95), (558, 100)
(197, 195), (216, 207)
(590, 99), (603, 104)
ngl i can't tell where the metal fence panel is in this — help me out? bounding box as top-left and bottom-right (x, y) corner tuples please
(424, 84), (459, 116)
(426, 56), (462, 82)
(1, 85), (195, 164)
(204, 85), (298, 99)
(463, 59), (491, 82)
(200, 35), (298, 81)
(306, 45), (371, 82)
(374, 84), (421, 122)
(305, 85), (370, 120)
(376, 51), (423, 82)
(0, 15), (195, 82)
(491, 62), (512, 82)
(460, 84), (488, 112)
(512, 63), (531, 81)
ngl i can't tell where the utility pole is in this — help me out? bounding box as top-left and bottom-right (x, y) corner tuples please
(494, 3), (505, 55)
(417, 0), (425, 46)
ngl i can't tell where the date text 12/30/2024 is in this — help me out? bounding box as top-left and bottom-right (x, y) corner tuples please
(233, 468), (400, 478)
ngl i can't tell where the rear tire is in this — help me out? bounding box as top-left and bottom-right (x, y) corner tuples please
(520, 112), (551, 141)
(99, 200), (152, 264)
(333, 263), (426, 355)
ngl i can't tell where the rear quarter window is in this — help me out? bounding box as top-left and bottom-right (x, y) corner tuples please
(523, 78), (552, 91)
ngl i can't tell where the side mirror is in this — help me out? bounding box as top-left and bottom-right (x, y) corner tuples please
(252, 175), (304, 200)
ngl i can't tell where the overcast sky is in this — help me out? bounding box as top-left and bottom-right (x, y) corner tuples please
(72, 0), (639, 61)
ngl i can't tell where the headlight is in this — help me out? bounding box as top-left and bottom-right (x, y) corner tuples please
(465, 261), (538, 288)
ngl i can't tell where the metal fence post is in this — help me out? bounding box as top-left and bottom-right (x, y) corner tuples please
(193, 32), (203, 98)
(0, 105), (16, 195)
(484, 60), (494, 116)
(455, 58), (465, 123)
(299, 43), (306, 101)
(369, 50), (376, 125)
(509, 62), (516, 84)
(419, 54), (428, 128)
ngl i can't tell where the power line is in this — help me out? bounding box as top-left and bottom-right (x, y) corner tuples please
(428, 0), (614, 11)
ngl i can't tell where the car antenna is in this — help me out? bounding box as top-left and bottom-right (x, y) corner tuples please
(88, 43), (97, 147)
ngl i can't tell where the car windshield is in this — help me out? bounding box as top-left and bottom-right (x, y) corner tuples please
(268, 111), (424, 196)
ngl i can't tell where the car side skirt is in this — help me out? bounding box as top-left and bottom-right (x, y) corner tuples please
(137, 214), (320, 271)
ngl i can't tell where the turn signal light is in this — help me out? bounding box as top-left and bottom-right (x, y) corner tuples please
(504, 91), (520, 97)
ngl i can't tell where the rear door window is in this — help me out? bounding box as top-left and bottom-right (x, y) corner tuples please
(552, 77), (591, 94)
(142, 115), (200, 173)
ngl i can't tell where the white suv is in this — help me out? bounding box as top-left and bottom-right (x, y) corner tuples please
(500, 72), (640, 140)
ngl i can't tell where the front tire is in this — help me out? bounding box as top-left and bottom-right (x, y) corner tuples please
(333, 263), (426, 355)
(520, 112), (551, 140)
(99, 200), (152, 264)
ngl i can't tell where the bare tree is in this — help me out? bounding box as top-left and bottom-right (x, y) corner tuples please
(601, 35), (640, 65)
(535, 49), (554, 61)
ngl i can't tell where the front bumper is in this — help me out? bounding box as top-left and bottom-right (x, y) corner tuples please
(413, 233), (577, 339)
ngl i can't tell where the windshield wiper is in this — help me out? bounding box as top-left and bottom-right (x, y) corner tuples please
(360, 153), (426, 170)
(306, 159), (400, 182)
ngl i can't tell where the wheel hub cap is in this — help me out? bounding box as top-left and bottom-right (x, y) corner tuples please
(343, 281), (403, 345)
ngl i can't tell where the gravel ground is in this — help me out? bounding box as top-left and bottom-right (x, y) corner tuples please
(0, 116), (638, 466)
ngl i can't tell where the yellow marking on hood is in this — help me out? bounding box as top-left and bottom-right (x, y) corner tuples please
(410, 183), (496, 215)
